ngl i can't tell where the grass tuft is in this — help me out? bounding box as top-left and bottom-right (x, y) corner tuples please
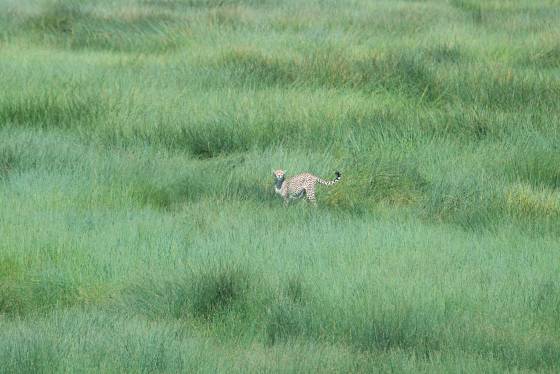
(190, 266), (250, 320)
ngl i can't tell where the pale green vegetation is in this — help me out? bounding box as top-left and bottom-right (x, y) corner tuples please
(1, 0), (560, 372)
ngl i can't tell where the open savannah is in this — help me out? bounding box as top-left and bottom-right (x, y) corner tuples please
(1, 0), (560, 372)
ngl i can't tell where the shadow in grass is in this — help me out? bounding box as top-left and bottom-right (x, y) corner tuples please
(449, 0), (483, 23)
(128, 171), (208, 210)
(131, 178), (193, 210)
(265, 276), (310, 345)
(129, 156), (275, 210)
(177, 125), (252, 159)
(0, 93), (105, 130)
(0, 148), (19, 180)
(265, 302), (307, 345)
(121, 265), (250, 322)
(22, 1), (179, 53)
(504, 148), (560, 189)
(472, 71), (560, 110)
(218, 48), (443, 102)
(423, 177), (502, 232)
(190, 268), (250, 320)
(218, 47), (559, 110)
(326, 156), (427, 212)
(266, 300), (441, 359)
(0, 270), (81, 316)
(424, 43), (464, 64)
(530, 280), (560, 321)
(522, 46), (560, 69)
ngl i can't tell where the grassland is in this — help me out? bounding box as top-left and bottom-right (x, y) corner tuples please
(1, 0), (560, 372)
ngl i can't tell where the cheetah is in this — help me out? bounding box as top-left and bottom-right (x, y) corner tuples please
(273, 170), (341, 206)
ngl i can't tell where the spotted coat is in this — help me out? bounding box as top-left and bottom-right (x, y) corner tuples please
(273, 170), (341, 206)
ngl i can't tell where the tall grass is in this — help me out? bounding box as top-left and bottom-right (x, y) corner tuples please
(1, 0), (560, 372)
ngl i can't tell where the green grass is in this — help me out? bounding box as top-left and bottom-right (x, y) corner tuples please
(1, 0), (560, 372)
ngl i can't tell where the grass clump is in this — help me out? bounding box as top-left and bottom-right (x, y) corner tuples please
(22, 0), (179, 53)
(120, 265), (251, 322)
(0, 91), (104, 129)
(190, 266), (250, 320)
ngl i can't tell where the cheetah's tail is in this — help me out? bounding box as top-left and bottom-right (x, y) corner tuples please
(317, 171), (341, 186)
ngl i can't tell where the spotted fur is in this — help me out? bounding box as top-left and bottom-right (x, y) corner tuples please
(273, 170), (341, 206)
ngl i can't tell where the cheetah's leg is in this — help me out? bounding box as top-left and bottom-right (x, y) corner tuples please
(306, 189), (317, 207)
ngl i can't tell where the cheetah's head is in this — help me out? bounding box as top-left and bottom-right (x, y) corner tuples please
(273, 170), (285, 180)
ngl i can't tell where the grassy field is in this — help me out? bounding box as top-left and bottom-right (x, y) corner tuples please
(1, 0), (560, 372)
